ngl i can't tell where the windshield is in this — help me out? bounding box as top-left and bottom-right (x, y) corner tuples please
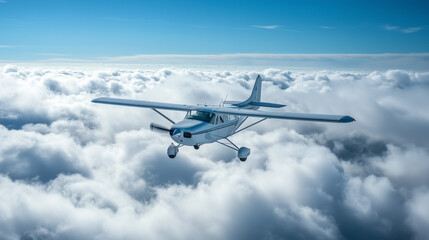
(185, 111), (216, 123)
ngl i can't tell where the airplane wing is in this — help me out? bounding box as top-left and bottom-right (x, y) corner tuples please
(92, 97), (198, 111)
(210, 107), (355, 123)
(92, 97), (355, 123)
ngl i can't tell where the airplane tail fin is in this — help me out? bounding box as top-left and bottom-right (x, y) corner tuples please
(248, 74), (262, 103)
(224, 75), (286, 109)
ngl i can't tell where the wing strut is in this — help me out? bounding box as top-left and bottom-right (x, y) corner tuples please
(232, 118), (267, 136)
(151, 108), (176, 124)
(216, 137), (239, 151)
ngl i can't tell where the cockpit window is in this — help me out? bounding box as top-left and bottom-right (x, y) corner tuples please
(185, 111), (216, 123)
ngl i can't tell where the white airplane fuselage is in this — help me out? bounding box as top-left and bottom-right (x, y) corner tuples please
(169, 113), (247, 146)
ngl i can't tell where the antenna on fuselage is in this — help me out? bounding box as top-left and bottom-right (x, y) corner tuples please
(221, 94), (228, 107)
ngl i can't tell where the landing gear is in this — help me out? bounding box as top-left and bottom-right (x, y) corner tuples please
(216, 138), (251, 162)
(167, 143), (179, 158)
(238, 147), (250, 161)
(193, 144), (200, 150)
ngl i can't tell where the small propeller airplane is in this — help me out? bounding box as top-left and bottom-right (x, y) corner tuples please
(92, 75), (355, 161)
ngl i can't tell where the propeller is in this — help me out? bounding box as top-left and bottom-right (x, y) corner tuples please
(150, 122), (171, 133)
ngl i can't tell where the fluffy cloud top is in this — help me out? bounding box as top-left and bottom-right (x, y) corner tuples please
(0, 64), (428, 240)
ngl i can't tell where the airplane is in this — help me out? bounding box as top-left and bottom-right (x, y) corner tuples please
(92, 75), (355, 161)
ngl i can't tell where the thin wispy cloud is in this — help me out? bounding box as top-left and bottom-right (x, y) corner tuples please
(0, 45), (12, 48)
(0, 0), (6, 3)
(321, 26), (335, 29)
(400, 27), (422, 33)
(251, 25), (279, 29)
(383, 25), (422, 33)
(384, 25), (399, 31)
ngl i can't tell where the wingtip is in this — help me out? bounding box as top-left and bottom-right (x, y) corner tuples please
(339, 116), (356, 123)
(91, 97), (105, 103)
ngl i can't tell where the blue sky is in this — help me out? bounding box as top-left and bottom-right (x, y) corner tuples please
(1, 0), (428, 61)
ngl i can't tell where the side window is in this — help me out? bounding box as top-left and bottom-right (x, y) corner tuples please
(218, 115), (237, 123)
(209, 113), (216, 124)
(225, 115), (234, 122)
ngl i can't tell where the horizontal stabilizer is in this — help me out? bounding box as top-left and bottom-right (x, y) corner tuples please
(224, 100), (286, 108)
(224, 101), (241, 105)
(249, 102), (286, 108)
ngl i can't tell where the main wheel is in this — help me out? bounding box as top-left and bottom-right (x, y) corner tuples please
(238, 147), (250, 162)
(193, 145), (200, 150)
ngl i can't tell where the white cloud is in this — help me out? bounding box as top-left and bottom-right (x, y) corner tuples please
(406, 188), (429, 240)
(384, 25), (399, 31)
(321, 26), (335, 29)
(383, 25), (422, 33)
(0, 65), (428, 239)
(372, 145), (429, 188)
(399, 27), (422, 33)
(251, 25), (280, 29)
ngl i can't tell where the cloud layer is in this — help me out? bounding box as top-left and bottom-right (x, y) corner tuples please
(11, 53), (429, 71)
(0, 65), (429, 240)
